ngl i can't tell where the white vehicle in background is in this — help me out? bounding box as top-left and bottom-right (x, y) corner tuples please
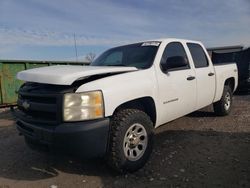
(15, 38), (238, 172)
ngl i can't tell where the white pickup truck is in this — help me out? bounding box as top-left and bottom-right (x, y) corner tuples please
(15, 38), (238, 172)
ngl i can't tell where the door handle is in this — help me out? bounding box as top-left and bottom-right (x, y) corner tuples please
(187, 76), (195, 81)
(208, 72), (215, 76)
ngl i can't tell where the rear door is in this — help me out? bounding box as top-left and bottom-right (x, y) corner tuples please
(187, 43), (216, 109)
(156, 42), (197, 125)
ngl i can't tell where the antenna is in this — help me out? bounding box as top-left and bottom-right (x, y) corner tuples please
(73, 33), (78, 62)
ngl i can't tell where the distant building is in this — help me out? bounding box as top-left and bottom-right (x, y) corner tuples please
(207, 45), (244, 57)
(207, 45), (250, 91)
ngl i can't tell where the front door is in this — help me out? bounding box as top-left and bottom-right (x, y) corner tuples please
(156, 42), (197, 125)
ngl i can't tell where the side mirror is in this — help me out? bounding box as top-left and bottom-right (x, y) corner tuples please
(161, 56), (188, 71)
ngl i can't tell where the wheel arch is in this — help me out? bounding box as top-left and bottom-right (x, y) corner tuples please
(224, 77), (235, 92)
(113, 97), (157, 126)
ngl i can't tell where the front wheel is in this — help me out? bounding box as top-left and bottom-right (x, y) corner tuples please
(213, 85), (233, 116)
(107, 109), (154, 173)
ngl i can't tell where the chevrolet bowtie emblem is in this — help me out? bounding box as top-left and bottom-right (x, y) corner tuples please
(22, 101), (30, 110)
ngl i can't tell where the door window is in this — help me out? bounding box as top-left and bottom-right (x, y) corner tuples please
(187, 43), (209, 68)
(161, 42), (190, 71)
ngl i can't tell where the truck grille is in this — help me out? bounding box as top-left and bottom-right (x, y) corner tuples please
(16, 83), (65, 125)
(17, 93), (58, 124)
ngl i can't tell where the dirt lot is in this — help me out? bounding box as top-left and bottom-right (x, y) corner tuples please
(0, 94), (250, 188)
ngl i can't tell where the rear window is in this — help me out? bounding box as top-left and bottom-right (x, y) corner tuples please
(187, 43), (209, 68)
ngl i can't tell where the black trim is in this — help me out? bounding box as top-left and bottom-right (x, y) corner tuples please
(16, 117), (110, 158)
(165, 66), (190, 72)
(213, 62), (236, 66)
(187, 76), (196, 81)
(71, 72), (133, 86)
(17, 82), (74, 125)
(14, 109), (57, 125)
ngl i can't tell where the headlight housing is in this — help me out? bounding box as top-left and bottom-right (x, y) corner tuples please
(63, 91), (104, 122)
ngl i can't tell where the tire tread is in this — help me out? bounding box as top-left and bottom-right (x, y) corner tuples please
(107, 109), (153, 173)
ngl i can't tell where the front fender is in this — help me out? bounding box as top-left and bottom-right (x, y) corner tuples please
(76, 68), (158, 117)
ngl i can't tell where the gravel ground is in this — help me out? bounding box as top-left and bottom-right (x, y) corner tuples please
(0, 93), (249, 188)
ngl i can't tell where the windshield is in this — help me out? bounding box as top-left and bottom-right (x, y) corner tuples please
(91, 42), (160, 69)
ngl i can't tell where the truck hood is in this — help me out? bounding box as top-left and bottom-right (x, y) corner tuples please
(17, 65), (138, 85)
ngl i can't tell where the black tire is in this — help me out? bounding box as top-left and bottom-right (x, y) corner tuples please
(213, 85), (233, 116)
(107, 109), (154, 173)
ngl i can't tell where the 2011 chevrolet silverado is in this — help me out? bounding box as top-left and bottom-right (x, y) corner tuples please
(15, 38), (238, 172)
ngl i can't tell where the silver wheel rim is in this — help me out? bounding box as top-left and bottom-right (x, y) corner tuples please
(123, 123), (148, 161)
(224, 92), (231, 111)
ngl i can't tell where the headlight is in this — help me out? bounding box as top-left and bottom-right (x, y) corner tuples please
(63, 91), (104, 121)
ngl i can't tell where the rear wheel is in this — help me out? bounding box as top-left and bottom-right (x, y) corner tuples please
(213, 85), (233, 116)
(107, 109), (154, 173)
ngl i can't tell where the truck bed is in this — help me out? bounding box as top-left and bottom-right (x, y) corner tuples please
(213, 63), (238, 102)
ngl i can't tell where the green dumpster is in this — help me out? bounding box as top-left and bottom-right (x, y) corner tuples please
(0, 60), (88, 107)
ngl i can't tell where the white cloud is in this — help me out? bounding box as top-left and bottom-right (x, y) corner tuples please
(0, 27), (136, 46)
(0, 0), (249, 59)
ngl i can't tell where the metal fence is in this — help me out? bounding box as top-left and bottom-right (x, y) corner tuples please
(0, 60), (89, 107)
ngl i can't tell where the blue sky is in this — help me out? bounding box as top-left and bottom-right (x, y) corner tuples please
(0, 0), (249, 61)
